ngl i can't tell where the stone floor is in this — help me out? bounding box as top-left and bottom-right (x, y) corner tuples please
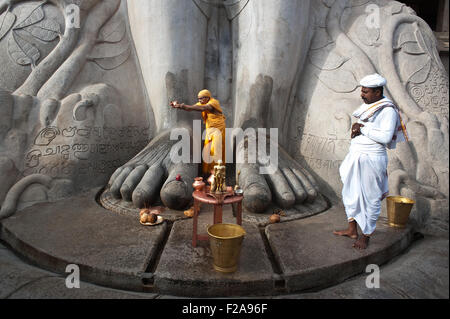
(0, 189), (448, 299)
(0, 234), (447, 299)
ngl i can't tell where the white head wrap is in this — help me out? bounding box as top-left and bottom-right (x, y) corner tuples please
(360, 74), (387, 88)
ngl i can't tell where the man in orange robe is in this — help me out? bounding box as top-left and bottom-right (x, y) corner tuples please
(170, 89), (226, 175)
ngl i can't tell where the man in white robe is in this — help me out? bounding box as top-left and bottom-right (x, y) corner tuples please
(333, 74), (408, 249)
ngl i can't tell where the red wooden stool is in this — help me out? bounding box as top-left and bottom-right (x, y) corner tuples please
(192, 186), (243, 247)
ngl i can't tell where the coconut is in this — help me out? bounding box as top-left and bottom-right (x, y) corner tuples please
(148, 213), (157, 224)
(269, 214), (280, 224)
(140, 213), (149, 223)
(140, 208), (150, 217)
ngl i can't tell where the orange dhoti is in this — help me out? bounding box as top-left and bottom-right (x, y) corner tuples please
(197, 90), (226, 175)
(202, 126), (226, 174)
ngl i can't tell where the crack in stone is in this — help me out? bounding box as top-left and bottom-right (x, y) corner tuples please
(141, 220), (174, 290)
(258, 226), (287, 292)
(3, 275), (58, 299)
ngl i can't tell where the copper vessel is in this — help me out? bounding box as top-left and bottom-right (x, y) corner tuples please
(192, 177), (205, 192)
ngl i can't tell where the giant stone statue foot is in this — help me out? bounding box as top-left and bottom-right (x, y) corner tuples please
(100, 130), (197, 212)
(236, 131), (327, 216)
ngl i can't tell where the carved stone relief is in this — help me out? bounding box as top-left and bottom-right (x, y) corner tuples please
(0, 0), (447, 235)
(0, 0), (150, 219)
(292, 0), (449, 235)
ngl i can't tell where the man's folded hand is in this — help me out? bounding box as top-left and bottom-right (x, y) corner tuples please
(351, 123), (365, 139)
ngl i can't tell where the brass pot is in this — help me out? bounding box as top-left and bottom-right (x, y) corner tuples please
(207, 223), (246, 273)
(192, 177), (205, 192)
(386, 196), (415, 228)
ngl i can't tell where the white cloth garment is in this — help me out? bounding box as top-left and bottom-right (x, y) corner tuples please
(352, 97), (407, 150)
(340, 98), (401, 235)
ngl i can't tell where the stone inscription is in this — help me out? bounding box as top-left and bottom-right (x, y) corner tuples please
(296, 131), (347, 176)
(299, 131), (348, 160)
(24, 125), (150, 176)
(299, 155), (343, 173)
(24, 159), (125, 177)
(26, 141), (148, 166)
(34, 125), (150, 144)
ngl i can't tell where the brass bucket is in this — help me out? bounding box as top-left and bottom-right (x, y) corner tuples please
(386, 196), (415, 228)
(207, 223), (246, 273)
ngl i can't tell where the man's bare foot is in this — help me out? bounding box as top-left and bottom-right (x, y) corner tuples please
(333, 220), (358, 239)
(353, 235), (370, 250)
(333, 229), (358, 239)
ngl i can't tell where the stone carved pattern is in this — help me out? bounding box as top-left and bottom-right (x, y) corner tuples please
(392, 20), (449, 119)
(88, 14), (131, 70)
(0, 0), (130, 70)
(0, 0), (140, 219)
(408, 65), (449, 120)
(308, 1), (364, 94)
(350, 0), (416, 48)
(0, 1), (60, 67)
